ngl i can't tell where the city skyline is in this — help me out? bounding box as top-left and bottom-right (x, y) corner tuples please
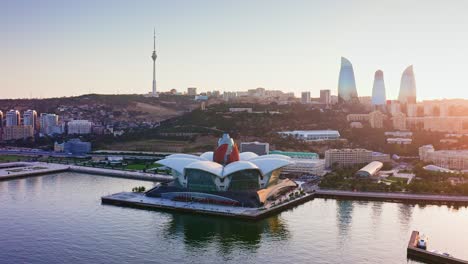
(3, 0), (468, 100)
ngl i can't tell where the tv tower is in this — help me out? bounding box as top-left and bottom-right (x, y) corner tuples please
(151, 28), (159, 97)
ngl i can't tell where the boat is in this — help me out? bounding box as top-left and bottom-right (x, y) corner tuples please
(417, 235), (427, 250)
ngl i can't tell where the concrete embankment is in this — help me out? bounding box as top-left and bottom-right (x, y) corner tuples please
(315, 189), (468, 205)
(68, 165), (173, 182)
(102, 192), (314, 220)
(0, 162), (69, 181)
(407, 231), (468, 264)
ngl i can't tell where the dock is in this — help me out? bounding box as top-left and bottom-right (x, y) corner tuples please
(0, 162), (69, 181)
(101, 192), (314, 220)
(316, 189), (468, 205)
(407, 231), (468, 264)
(68, 166), (173, 182)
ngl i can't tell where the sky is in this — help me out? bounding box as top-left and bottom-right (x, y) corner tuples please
(2, 0), (468, 100)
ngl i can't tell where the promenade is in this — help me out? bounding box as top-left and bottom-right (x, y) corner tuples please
(316, 189), (468, 204)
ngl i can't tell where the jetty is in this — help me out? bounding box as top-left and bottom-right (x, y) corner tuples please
(101, 191), (314, 220)
(407, 231), (468, 264)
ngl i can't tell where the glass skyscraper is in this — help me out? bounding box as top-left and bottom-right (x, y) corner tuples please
(338, 57), (359, 103)
(371, 70), (386, 105)
(398, 65), (416, 104)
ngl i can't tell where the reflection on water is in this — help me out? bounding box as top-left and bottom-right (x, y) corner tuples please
(336, 200), (354, 237)
(397, 204), (413, 230)
(163, 213), (289, 254)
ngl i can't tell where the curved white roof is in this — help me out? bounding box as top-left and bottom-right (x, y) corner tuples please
(239, 152), (259, 160)
(156, 158), (199, 175)
(166, 153), (207, 161)
(249, 154), (291, 161)
(223, 161), (259, 177)
(185, 161), (223, 177)
(249, 158), (293, 175)
(200, 151), (214, 161)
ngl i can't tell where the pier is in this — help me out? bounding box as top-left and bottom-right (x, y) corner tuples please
(407, 231), (468, 264)
(101, 192), (314, 220)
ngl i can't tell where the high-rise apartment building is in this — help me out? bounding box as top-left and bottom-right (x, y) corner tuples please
(301, 92), (311, 104)
(320, 90), (331, 105)
(2, 125), (34, 141)
(0, 110), (3, 128)
(40, 113), (59, 135)
(5, 110), (20, 127)
(187, 87), (197, 96)
(23, 110), (38, 131)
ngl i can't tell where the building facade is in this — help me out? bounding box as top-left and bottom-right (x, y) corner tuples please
(398, 65), (417, 104)
(40, 113), (60, 135)
(371, 70), (386, 106)
(325, 149), (389, 168)
(320, 89), (331, 105)
(338, 57), (359, 103)
(5, 110), (20, 127)
(68, 120), (92, 135)
(278, 130), (340, 141)
(419, 145), (468, 170)
(23, 110), (37, 131)
(240, 142), (270, 156)
(2, 125), (34, 141)
(301, 92), (311, 104)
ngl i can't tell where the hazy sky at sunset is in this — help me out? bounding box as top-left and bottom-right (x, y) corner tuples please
(2, 0), (468, 99)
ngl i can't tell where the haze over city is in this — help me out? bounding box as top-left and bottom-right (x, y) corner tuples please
(3, 0), (468, 99)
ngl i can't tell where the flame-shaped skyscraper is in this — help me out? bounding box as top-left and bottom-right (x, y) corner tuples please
(371, 70), (386, 106)
(338, 57), (359, 103)
(398, 65), (416, 104)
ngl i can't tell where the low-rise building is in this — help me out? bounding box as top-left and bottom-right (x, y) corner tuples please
(325, 148), (389, 168)
(240, 142), (269, 155)
(63, 138), (92, 155)
(387, 138), (412, 144)
(229, 108), (252, 113)
(355, 161), (383, 177)
(68, 120), (92, 135)
(419, 145), (468, 170)
(278, 130), (340, 141)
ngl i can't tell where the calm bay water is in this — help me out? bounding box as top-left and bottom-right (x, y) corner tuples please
(1, 172), (468, 264)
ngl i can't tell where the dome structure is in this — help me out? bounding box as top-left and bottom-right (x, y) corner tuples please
(157, 134), (292, 192)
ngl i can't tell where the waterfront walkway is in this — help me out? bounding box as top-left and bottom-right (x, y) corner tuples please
(0, 161), (173, 182)
(316, 189), (468, 204)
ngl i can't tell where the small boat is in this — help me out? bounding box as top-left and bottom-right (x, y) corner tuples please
(417, 236), (427, 250)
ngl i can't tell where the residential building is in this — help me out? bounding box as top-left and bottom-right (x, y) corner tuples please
(0, 110), (3, 127)
(2, 125), (34, 141)
(392, 112), (407, 130)
(40, 113), (59, 135)
(320, 90), (331, 105)
(68, 120), (92, 135)
(384, 131), (413, 137)
(240, 142), (269, 155)
(23, 110), (38, 131)
(301, 92), (311, 104)
(5, 110), (20, 127)
(368, 110), (385, 128)
(187, 87), (197, 96)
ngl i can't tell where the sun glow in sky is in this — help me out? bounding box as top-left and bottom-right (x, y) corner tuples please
(2, 0), (468, 99)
